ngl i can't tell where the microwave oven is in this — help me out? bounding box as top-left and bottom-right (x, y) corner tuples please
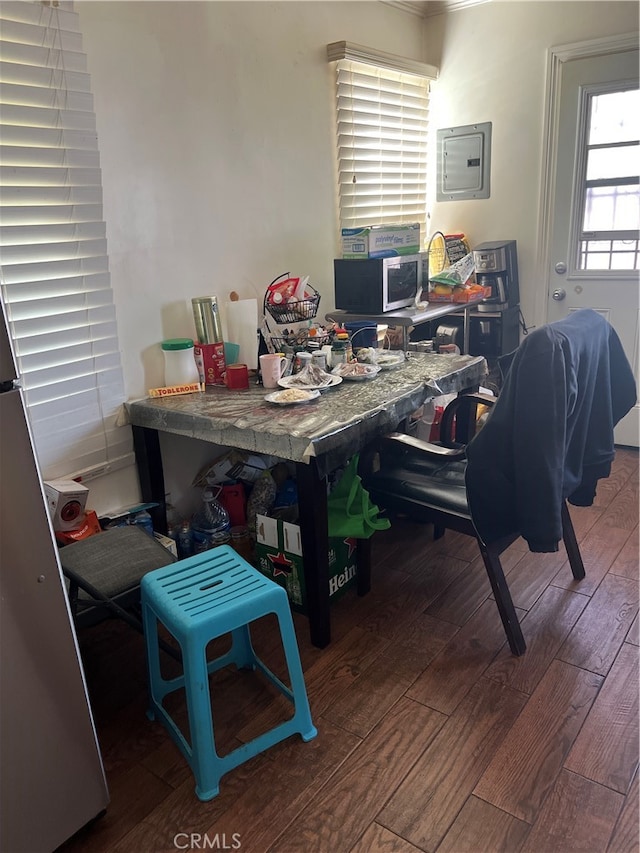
(333, 254), (424, 314)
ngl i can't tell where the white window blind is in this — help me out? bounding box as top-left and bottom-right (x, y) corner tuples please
(330, 43), (436, 242)
(0, 0), (133, 481)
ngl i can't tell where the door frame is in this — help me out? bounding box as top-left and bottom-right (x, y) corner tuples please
(535, 33), (639, 329)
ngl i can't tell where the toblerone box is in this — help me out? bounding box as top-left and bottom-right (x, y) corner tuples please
(341, 223), (421, 259)
(255, 514), (357, 613)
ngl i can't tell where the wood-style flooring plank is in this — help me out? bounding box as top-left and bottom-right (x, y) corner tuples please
(200, 717), (361, 853)
(592, 447), (638, 507)
(378, 678), (526, 852)
(323, 615), (457, 738)
(349, 823), (424, 853)
(550, 524), (631, 596)
(238, 625), (389, 744)
(406, 599), (516, 715)
(421, 557), (491, 624)
(497, 548), (570, 611)
(608, 524), (639, 581)
(597, 475), (640, 531)
(485, 585), (588, 696)
(60, 763), (174, 853)
(564, 641), (639, 793)
(519, 769), (623, 853)
(425, 548), (523, 626)
(109, 752), (273, 853)
(435, 795), (530, 853)
(473, 659), (602, 824)
(267, 697), (446, 853)
(607, 770), (639, 853)
(557, 573), (639, 675)
(627, 612), (639, 646)
(564, 502), (604, 539)
(358, 557), (468, 639)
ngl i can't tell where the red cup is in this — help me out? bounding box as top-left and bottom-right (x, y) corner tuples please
(224, 363), (250, 390)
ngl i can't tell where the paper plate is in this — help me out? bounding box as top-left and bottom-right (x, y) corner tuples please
(277, 374), (343, 392)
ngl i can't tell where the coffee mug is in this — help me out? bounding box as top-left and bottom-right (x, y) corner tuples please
(224, 363), (250, 390)
(259, 353), (288, 389)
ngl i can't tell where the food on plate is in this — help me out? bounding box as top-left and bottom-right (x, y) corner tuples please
(274, 388), (315, 402)
(288, 362), (333, 387)
(332, 362), (380, 379)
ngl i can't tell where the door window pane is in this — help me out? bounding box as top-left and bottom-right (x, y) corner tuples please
(584, 184), (640, 231)
(589, 90), (639, 144)
(586, 145), (639, 180)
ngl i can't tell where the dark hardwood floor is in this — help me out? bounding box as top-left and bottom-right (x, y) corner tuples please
(59, 448), (639, 853)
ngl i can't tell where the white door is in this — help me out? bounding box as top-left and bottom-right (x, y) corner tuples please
(544, 41), (639, 446)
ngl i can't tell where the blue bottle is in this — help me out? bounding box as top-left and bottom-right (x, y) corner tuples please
(133, 509), (154, 537)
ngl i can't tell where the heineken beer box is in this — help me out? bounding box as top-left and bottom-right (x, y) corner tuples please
(255, 514), (356, 613)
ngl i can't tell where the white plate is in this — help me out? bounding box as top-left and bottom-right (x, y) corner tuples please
(265, 389), (321, 405)
(277, 374), (343, 391)
(331, 363), (381, 381)
(375, 352), (406, 370)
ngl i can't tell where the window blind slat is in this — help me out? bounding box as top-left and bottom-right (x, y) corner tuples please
(1, 203), (104, 225)
(1, 1), (130, 481)
(1, 126), (100, 152)
(0, 60), (90, 94)
(1, 81), (93, 113)
(1, 220), (105, 247)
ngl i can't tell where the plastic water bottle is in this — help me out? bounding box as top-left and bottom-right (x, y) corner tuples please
(133, 509), (154, 537)
(177, 520), (194, 558)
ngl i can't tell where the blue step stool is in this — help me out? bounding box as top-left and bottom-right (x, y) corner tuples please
(141, 545), (317, 801)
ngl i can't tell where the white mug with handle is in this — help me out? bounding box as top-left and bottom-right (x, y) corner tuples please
(260, 353), (288, 389)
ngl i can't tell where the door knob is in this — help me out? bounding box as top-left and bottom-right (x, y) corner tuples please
(552, 288), (566, 301)
(554, 261), (567, 274)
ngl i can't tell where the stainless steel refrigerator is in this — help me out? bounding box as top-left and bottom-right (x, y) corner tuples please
(0, 295), (109, 852)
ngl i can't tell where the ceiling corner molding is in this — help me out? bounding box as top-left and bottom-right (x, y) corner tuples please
(327, 41), (439, 80)
(379, 1), (427, 18)
(424, 0), (492, 16)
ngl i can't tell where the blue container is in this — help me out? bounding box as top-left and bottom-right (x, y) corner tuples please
(345, 322), (378, 349)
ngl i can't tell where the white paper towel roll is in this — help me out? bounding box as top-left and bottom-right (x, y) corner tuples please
(225, 299), (258, 369)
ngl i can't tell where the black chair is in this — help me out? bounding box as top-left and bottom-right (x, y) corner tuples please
(364, 309), (637, 655)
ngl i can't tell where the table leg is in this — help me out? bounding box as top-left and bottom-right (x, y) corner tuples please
(462, 305), (470, 354)
(132, 425), (167, 534)
(295, 459), (331, 648)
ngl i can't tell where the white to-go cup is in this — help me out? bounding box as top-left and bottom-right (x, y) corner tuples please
(260, 353), (288, 389)
(162, 338), (200, 386)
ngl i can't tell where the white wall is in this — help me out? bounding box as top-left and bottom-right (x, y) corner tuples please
(424, 0), (639, 332)
(78, 0), (639, 517)
(76, 1), (425, 516)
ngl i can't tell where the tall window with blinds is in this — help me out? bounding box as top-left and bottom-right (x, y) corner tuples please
(0, 1), (132, 481)
(329, 43), (437, 244)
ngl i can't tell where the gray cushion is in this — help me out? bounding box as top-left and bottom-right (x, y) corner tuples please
(60, 525), (176, 599)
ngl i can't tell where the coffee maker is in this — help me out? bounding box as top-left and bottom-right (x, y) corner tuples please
(473, 240), (519, 313)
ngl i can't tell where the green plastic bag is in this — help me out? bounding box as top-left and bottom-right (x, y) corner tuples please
(327, 454), (391, 539)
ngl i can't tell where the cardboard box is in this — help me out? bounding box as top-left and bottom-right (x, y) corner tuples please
(255, 514), (357, 613)
(194, 341), (226, 386)
(44, 479), (89, 530)
(341, 223), (421, 259)
(154, 531), (178, 558)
